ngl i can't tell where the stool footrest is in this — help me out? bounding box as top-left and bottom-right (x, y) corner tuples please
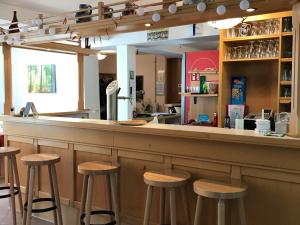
(80, 210), (116, 225)
(24, 197), (57, 213)
(0, 186), (19, 199)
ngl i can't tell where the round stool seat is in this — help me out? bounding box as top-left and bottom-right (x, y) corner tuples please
(21, 153), (60, 166)
(144, 169), (191, 188)
(0, 147), (20, 156)
(193, 179), (247, 200)
(78, 161), (119, 176)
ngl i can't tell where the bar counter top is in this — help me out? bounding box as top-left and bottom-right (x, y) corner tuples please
(1, 115), (300, 149)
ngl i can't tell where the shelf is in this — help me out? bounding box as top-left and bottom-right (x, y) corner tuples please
(223, 57), (279, 62)
(280, 81), (292, 85)
(282, 32), (293, 37)
(179, 93), (218, 97)
(281, 58), (292, 62)
(188, 70), (218, 75)
(280, 97), (292, 104)
(223, 34), (280, 43)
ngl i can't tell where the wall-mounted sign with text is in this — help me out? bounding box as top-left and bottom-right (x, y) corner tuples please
(147, 29), (169, 42)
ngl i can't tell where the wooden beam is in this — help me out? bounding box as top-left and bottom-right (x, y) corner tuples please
(67, 0), (294, 38)
(2, 44), (12, 115)
(77, 53), (84, 110)
(31, 43), (98, 55)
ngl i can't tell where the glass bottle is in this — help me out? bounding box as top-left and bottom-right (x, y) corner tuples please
(9, 11), (19, 34)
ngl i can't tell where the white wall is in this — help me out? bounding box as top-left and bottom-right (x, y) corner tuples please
(0, 46), (4, 115)
(11, 48), (78, 113)
(84, 56), (100, 119)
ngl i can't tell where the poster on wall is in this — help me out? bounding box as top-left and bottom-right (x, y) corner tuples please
(28, 64), (57, 93)
(156, 70), (165, 96)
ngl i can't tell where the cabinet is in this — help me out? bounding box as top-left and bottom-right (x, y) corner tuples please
(219, 11), (294, 127)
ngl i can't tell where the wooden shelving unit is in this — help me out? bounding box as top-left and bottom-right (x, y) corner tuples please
(179, 93), (218, 97)
(223, 57), (279, 62)
(223, 34), (280, 42)
(219, 11), (294, 127)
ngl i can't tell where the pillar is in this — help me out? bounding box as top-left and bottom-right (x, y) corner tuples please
(290, 3), (300, 135)
(117, 45), (136, 120)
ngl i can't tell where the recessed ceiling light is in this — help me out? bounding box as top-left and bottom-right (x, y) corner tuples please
(145, 23), (152, 27)
(246, 8), (256, 12)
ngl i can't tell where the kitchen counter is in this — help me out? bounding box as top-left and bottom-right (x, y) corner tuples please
(1, 115), (300, 225)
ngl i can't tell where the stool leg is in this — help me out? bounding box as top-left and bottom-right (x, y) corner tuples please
(25, 166), (36, 225)
(159, 188), (165, 225)
(50, 164), (64, 225)
(8, 156), (17, 225)
(12, 155), (23, 217)
(193, 196), (203, 225)
(170, 188), (177, 225)
(79, 175), (88, 220)
(22, 166), (31, 225)
(238, 198), (247, 225)
(143, 185), (153, 225)
(85, 175), (94, 225)
(48, 165), (58, 225)
(110, 173), (120, 225)
(218, 199), (225, 225)
(106, 175), (113, 221)
(181, 186), (191, 225)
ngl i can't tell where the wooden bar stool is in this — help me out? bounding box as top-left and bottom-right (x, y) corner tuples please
(21, 153), (63, 225)
(78, 161), (120, 225)
(193, 179), (247, 225)
(143, 169), (191, 225)
(0, 147), (23, 225)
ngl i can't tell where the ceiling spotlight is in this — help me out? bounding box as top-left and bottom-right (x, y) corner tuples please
(145, 23), (152, 27)
(168, 4), (177, 14)
(97, 53), (107, 60)
(49, 27), (56, 35)
(197, 2), (207, 12)
(246, 8), (256, 12)
(240, 0), (250, 11)
(136, 7), (145, 16)
(208, 18), (243, 29)
(152, 13), (161, 22)
(217, 5), (226, 15)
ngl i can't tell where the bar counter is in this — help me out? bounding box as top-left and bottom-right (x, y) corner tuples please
(1, 115), (300, 225)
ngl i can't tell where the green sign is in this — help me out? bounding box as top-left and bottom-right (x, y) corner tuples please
(129, 70), (135, 80)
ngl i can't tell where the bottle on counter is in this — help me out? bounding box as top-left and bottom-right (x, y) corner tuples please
(269, 112), (275, 132)
(224, 115), (231, 128)
(213, 112), (218, 127)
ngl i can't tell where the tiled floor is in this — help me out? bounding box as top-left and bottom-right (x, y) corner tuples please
(0, 196), (52, 225)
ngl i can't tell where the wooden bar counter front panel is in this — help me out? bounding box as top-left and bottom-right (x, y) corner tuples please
(2, 116), (300, 225)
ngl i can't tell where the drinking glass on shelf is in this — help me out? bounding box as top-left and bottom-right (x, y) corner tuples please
(232, 47), (239, 59)
(225, 47), (232, 60)
(265, 20), (272, 35)
(282, 68), (288, 81)
(250, 22), (259, 36)
(274, 40), (279, 57)
(249, 41), (255, 58)
(273, 19), (280, 34)
(283, 87), (291, 97)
